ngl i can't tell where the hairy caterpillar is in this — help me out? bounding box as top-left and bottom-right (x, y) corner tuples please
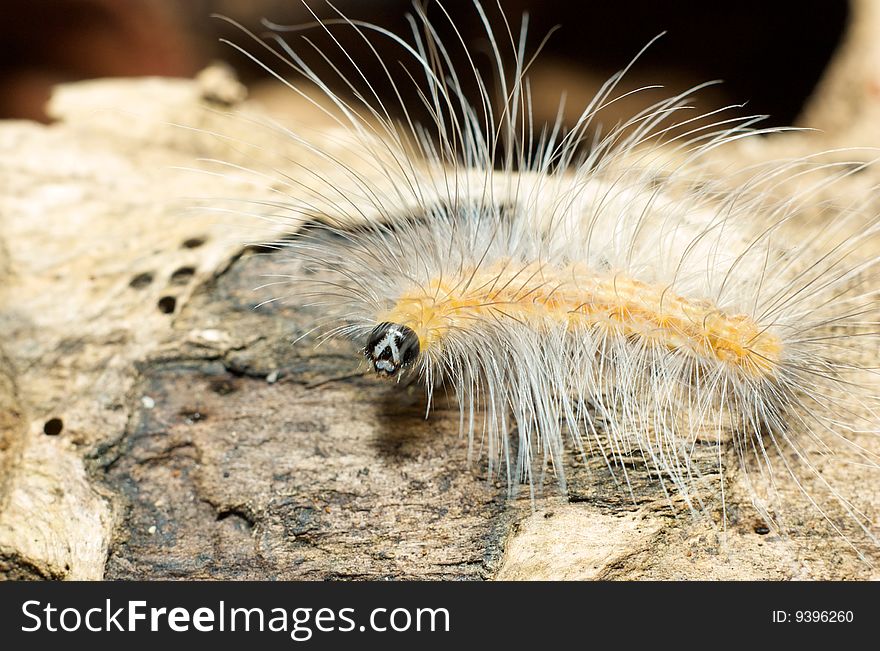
(209, 1), (880, 561)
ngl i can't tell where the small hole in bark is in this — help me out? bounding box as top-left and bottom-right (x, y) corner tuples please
(216, 508), (254, 529)
(210, 378), (238, 395)
(43, 418), (63, 436)
(182, 237), (206, 249)
(129, 272), (154, 289)
(157, 296), (176, 313)
(170, 266), (196, 285)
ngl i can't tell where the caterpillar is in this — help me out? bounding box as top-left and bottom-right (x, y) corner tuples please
(209, 1), (880, 561)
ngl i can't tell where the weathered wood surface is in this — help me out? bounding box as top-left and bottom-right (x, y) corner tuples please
(2, 7), (880, 579)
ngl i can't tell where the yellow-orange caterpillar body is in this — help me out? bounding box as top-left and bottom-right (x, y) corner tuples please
(382, 262), (782, 377)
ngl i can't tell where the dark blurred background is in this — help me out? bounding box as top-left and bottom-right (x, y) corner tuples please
(0, 0), (849, 128)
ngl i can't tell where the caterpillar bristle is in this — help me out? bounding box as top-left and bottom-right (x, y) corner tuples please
(205, 1), (880, 562)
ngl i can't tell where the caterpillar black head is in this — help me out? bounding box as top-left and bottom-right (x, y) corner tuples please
(365, 322), (420, 377)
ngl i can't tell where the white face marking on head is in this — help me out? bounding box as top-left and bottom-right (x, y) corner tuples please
(373, 328), (402, 364)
